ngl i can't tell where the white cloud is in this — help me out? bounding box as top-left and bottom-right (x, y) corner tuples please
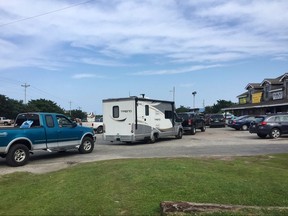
(0, 0), (287, 71)
(72, 73), (107, 79)
(131, 64), (222, 76)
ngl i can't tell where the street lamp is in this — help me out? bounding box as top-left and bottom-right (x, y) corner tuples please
(192, 91), (197, 109)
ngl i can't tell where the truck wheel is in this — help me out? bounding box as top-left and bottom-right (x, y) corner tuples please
(97, 126), (103, 134)
(4, 122), (8, 126)
(6, 144), (30, 167)
(79, 137), (94, 154)
(201, 124), (206, 132)
(176, 129), (183, 139)
(191, 126), (196, 135)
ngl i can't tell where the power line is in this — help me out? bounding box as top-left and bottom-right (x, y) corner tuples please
(0, 76), (81, 110)
(0, 0), (94, 27)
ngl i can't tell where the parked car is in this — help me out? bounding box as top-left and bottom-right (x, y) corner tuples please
(208, 114), (226, 128)
(249, 113), (288, 138)
(228, 115), (266, 131)
(178, 112), (206, 135)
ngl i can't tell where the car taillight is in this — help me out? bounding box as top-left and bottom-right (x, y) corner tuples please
(188, 119), (192, 125)
(260, 121), (267, 126)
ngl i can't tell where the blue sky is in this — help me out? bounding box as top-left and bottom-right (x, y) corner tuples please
(0, 0), (288, 115)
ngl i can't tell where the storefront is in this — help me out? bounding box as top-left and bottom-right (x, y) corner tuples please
(222, 73), (288, 116)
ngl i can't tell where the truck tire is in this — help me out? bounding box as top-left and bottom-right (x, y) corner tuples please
(97, 126), (103, 134)
(175, 129), (183, 139)
(191, 126), (196, 135)
(201, 124), (206, 132)
(6, 144), (30, 167)
(79, 137), (94, 154)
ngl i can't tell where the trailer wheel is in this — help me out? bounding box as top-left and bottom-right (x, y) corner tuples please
(148, 134), (157, 143)
(6, 144), (30, 167)
(79, 137), (94, 154)
(176, 129), (183, 139)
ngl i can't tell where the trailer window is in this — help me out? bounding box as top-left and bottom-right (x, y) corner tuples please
(165, 111), (173, 119)
(113, 106), (119, 118)
(145, 105), (149, 116)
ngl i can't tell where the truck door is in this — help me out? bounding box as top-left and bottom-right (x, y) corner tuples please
(44, 114), (59, 148)
(55, 115), (82, 147)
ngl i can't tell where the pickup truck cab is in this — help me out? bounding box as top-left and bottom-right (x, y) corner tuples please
(0, 112), (96, 166)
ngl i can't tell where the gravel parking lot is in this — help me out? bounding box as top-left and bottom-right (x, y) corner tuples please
(1, 127), (288, 175)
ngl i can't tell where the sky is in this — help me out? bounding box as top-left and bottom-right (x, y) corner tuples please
(0, 0), (288, 115)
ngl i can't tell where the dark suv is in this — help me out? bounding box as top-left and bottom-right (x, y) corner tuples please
(178, 112), (206, 135)
(249, 113), (288, 138)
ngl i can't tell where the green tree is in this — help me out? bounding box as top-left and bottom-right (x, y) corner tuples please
(0, 94), (25, 118)
(176, 105), (190, 113)
(206, 100), (235, 113)
(70, 109), (86, 120)
(26, 99), (65, 113)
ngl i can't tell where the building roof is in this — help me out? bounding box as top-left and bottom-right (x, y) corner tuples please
(237, 91), (248, 98)
(222, 98), (288, 111)
(279, 72), (288, 82)
(245, 83), (262, 90)
(260, 78), (283, 86)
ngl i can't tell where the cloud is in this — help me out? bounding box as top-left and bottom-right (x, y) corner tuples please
(72, 73), (106, 79)
(0, 0), (287, 70)
(131, 64), (222, 76)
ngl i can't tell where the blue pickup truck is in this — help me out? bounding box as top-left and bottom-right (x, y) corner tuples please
(0, 112), (96, 167)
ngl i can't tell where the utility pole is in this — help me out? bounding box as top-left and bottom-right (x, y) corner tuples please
(69, 101), (72, 115)
(170, 86), (175, 102)
(21, 83), (30, 104)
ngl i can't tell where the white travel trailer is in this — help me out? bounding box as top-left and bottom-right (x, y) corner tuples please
(102, 97), (183, 143)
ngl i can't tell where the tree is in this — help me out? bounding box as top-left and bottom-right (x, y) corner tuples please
(70, 109), (86, 120)
(206, 100), (236, 113)
(176, 105), (190, 113)
(0, 94), (25, 118)
(26, 99), (65, 113)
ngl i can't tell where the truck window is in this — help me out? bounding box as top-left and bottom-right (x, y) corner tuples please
(113, 106), (119, 118)
(15, 114), (40, 128)
(56, 115), (73, 127)
(45, 115), (54, 128)
(165, 110), (173, 119)
(145, 105), (149, 116)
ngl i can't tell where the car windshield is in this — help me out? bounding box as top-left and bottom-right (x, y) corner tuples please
(178, 113), (194, 120)
(254, 116), (265, 122)
(210, 115), (223, 119)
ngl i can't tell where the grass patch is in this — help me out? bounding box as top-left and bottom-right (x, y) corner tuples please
(0, 154), (288, 215)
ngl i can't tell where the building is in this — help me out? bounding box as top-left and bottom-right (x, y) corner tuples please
(222, 73), (288, 115)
